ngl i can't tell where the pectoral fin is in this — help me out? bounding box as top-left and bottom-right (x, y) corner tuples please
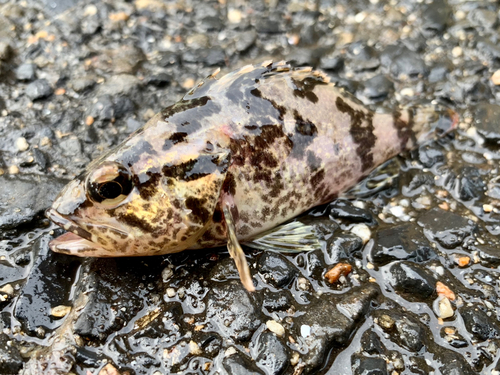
(222, 200), (255, 292)
(244, 221), (321, 253)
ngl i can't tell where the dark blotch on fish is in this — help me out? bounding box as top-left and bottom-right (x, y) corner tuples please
(222, 172), (237, 196)
(186, 196), (211, 223)
(251, 88), (287, 120)
(163, 132), (188, 150)
(117, 212), (155, 234)
(294, 110), (318, 136)
(336, 96), (376, 172)
(120, 139), (157, 166)
(393, 110), (416, 150)
(162, 96), (210, 120)
(291, 78), (319, 103)
(134, 172), (161, 200)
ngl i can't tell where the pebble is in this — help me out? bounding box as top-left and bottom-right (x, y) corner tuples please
(15, 63), (36, 81)
(255, 331), (289, 374)
(290, 352), (300, 366)
(189, 340), (202, 355)
(206, 281), (262, 341)
(266, 320), (285, 337)
(227, 9), (242, 23)
(71, 76), (96, 92)
(400, 87), (414, 97)
(361, 74), (394, 101)
(297, 277), (309, 290)
(418, 208), (476, 249)
(0, 284), (14, 296)
(387, 261), (436, 301)
(258, 252), (297, 288)
(452, 46), (463, 58)
(8, 165), (19, 174)
(50, 305), (71, 318)
(492, 70), (500, 85)
(324, 263), (352, 284)
(456, 256), (470, 267)
(166, 288), (176, 298)
(25, 79), (53, 100)
(85, 116), (94, 126)
(99, 363), (121, 375)
(181, 78), (195, 89)
(436, 281), (455, 301)
(377, 314), (395, 329)
(483, 204), (493, 213)
(15, 137), (29, 152)
(434, 296), (454, 319)
(350, 224), (371, 244)
(300, 325), (311, 338)
(98, 74), (140, 96)
(161, 266), (174, 281)
(0, 41), (13, 61)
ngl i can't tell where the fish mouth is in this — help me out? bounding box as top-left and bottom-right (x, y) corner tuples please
(46, 208), (126, 255)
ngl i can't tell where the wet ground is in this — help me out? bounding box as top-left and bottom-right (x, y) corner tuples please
(1, 0), (500, 374)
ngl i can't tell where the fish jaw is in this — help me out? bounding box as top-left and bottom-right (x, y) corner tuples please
(46, 208), (130, 257)
(49, 232), (107, 256)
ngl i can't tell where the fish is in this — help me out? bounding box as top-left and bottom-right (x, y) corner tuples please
(46, 61), (458, 292)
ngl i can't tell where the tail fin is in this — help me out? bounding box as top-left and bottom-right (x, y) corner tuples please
(411, 106), (459, 144)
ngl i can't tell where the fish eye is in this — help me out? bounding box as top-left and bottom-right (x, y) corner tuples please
(86, 161), (133, 206)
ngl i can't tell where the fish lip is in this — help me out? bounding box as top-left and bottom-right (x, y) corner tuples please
(46, 208), (94, 243)
(46, 208), (128, 254)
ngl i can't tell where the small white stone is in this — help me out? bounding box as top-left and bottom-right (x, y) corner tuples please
(455, 10), (466, 20)
(266, 320), (285, 337)
(225, 347), (237, 357)
(51, 305), (71, 317)
(491, 70), (500, 85)
(352, 201), (365, 209)
(166, 288), (176, 298)
(177, 287), (186, 299)
(0, 284), (14, 296)
(350, 224), (371, 244)
(8, 165), (19, 174)
(227, 9), (242, 23)
(466, 126), (477, 138)
(366, 262), (374, 270)
(434, 266), (444, 276)
(389, 205), (405, 218)
(35, 326), (45, 337)
(483, 204), (493, 213)
(290, 352), (300, 366)
(189, 340), (202, 355)
(16, 137), (29, 152)
(297, 277), (309, 290)
(434, 296), (454, 319)
(399, 199), (409, 208)
(400, 88), (414, 97)
(354, 12), (366, 23)
(300, 324), (311, 338)
(415, 196), (431, 207)
(162, 267), (174, 282)
(452, 46), (463, 58)
(83, 4), (98, 16)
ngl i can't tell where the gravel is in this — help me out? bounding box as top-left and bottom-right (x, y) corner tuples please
(1, 0), (500, 374)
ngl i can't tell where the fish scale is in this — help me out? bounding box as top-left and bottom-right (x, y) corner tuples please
(46, 61), (458, 292)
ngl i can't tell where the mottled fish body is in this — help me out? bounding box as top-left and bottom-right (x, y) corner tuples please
(47, 61), (458, 291)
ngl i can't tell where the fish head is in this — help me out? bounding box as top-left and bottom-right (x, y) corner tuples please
(47, 117), (231, 257)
